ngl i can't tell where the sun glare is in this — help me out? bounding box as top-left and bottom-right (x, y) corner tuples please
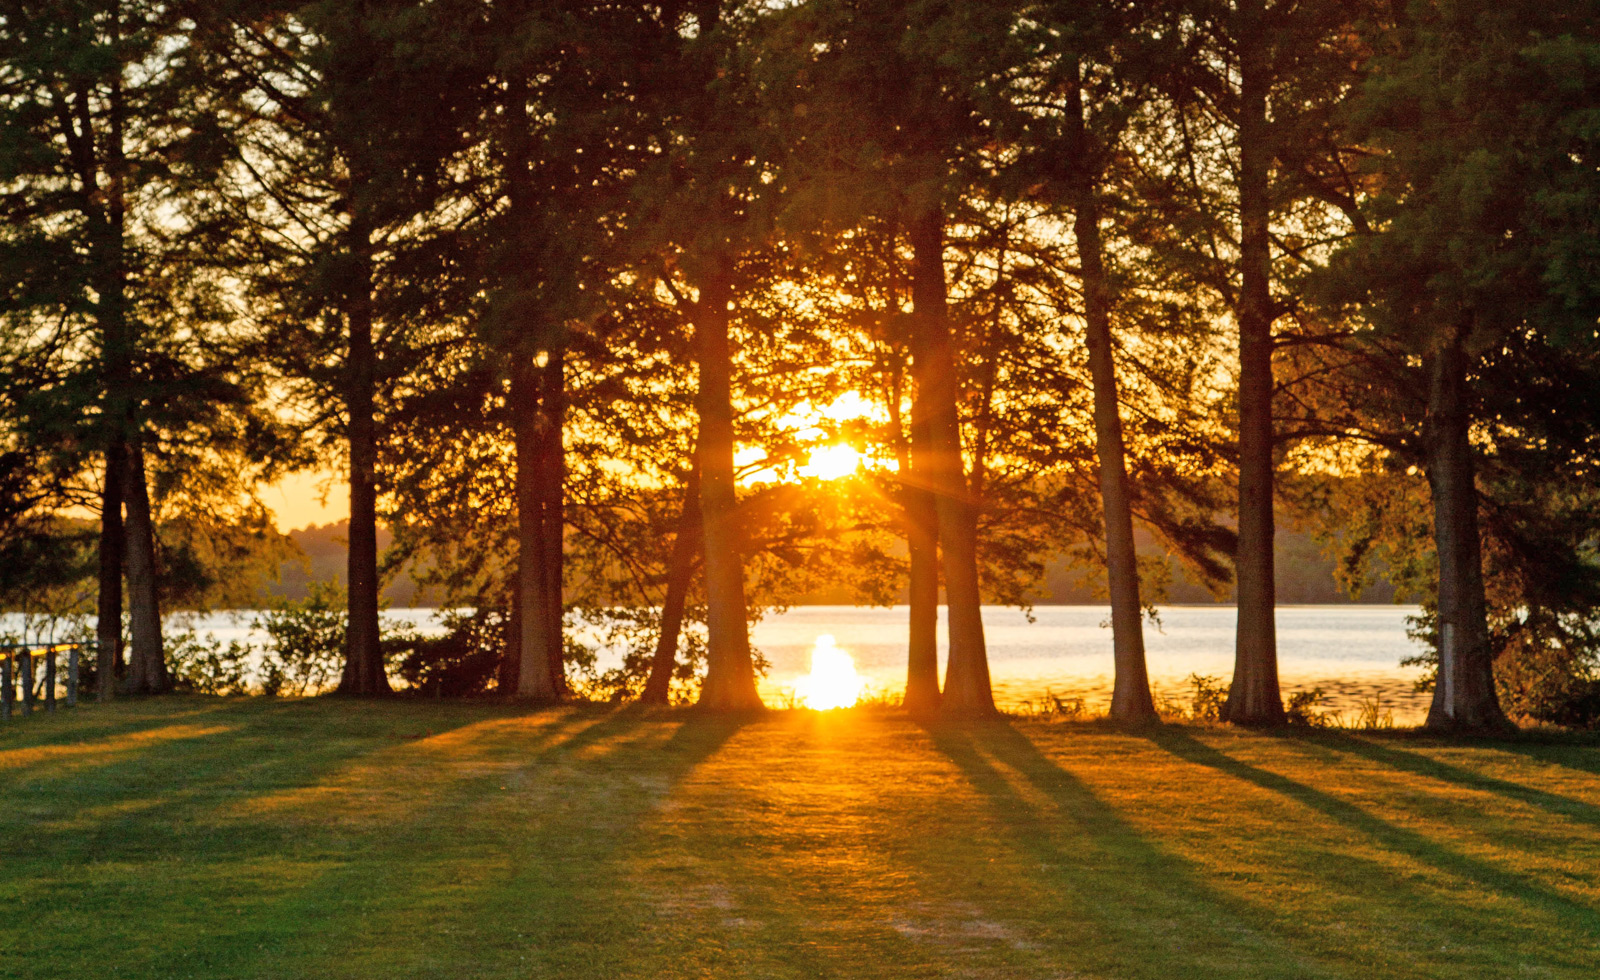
(800, 443), (862, 480)
(795, 634), (867, 710)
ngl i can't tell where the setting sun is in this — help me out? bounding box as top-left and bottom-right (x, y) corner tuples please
(799, 443), (862, 480)
(794, 634), (867, 710)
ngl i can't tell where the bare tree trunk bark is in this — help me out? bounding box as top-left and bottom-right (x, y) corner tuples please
(96, 442), (125, 700)
(513, 351), (559, 701)
(903, 462), (941, 715)
(895, 245), (940, 715)
(1223, 5), (1285, 725)
(692, 264), (764, 710)
(1068, 69), (1155, 724)
(910, 210), (994, 716)
(339, 242), (390, 697)
(94, 67), (134, 698)
(541, 345), (568, 697)
(1423, 331), (1510, 731)
(643, 459), (701, 705)
(1067, 81), (1156, 724)
(494, 70), (548, 700)
(122, 438), (166, 694)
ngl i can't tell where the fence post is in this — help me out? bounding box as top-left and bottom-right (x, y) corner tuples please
(68, 647), (79, 708)
(46, 648), (57, 712)
(2, 654), (12, 721)
(20, 651), (34, 716)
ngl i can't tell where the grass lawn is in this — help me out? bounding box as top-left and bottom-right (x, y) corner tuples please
(2, 697), (1599, 978)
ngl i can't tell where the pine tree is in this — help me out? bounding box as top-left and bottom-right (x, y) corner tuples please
(1330, 0), (1600, 730)
(0, 1), (247, 695)
(197, 0), (479, 695)
(1129, 0), (1370, 724)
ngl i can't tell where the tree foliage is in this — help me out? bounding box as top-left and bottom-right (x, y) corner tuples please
(2, 0), (1598, 726)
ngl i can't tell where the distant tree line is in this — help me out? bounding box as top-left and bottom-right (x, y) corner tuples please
(2, 0), (1597, 729)
(260, 520), (1390, 606)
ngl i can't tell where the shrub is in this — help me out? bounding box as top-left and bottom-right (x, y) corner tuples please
(1406, 604), (1600, 729)
(1010, 690), (1090, 721)
(1186, 673), (1228, 723)
(393, 608), (508, 697)
(1349, 693), (1395, 730)
(1493, 635), (1600, 728)
(584, 604), (708, 703)
(1046, 692), (1088, 720)
(1285, 687), (1329, 727)
(167, 627), (252, 696)
(252, 581), (347, 696)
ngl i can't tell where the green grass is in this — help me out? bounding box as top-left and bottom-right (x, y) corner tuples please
(3, 697), (1599, 979)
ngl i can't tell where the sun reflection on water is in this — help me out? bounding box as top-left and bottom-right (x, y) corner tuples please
(794, 635), (866, 710)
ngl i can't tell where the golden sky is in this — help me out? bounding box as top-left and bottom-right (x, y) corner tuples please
(266, 470), (348, 532)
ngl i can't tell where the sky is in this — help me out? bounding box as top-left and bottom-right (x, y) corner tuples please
(266, 470), (348, 532)
(255, 392), (881, 534)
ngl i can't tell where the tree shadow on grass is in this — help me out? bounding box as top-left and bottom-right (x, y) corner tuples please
(1147, 727), (1600, 935)
(2, 697), (618, 870)
(923, 720), (1351, 980)
(186, 707), (754, 980)
(0, 695), (244, 769)
(6, 698), (735, 980)
(1283, 730), (1600, 831)
(1491, 734), (1600, 780)
(5, 698), (571, 977)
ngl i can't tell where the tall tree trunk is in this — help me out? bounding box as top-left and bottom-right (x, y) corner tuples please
(122, 437), (166, 694)
(96, 441), (125, 701)
(339, 243), (390, 697)
(513, 351), (559, 700)
(495, 72), (544, 699)
(104, 40), (162, 694)
(643, 459), (701, 705)
(500, 582), (522, 694)
(1424, 331), (1509, 731)
(1067, 75), (1156, 724)
(1223, 5), (1285, 725)
(541, 345), (568, 696)
(95, 64), (133, 698)
(894, 260), (940, 715)
(692, 265), (764, 710)
(910, 210), (994, 716)
(494, 68), (568, 700)
(903, 460), (941, 715)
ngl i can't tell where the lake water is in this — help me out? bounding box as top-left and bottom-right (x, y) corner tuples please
(3, 604), (1430, 722)
(748, 605), (1430, 722)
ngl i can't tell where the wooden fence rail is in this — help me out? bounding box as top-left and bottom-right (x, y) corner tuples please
(1, 644), (83, 722)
